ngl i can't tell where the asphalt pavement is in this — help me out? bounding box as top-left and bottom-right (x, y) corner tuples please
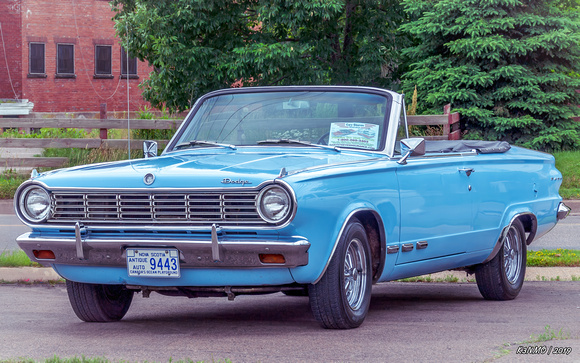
(1, 282), (579, 362)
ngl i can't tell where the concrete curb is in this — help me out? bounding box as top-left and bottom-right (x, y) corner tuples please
(0, 267), (578, 283)
(0, 199), (13, 214)
(424, 267), (580, 282)
(0, 267), (61, 282)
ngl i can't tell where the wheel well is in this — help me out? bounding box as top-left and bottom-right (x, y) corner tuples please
(350, 211), (385, 283)
(516, 213), (538, 245)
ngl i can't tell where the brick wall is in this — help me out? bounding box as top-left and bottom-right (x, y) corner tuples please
(0, 0), (23, 100)
(1, 0), (153, 113)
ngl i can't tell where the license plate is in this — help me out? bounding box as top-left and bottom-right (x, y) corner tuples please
(126, 248), (180, 278)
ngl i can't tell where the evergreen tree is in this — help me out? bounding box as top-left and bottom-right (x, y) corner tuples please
(401, 0), (580, 151)
(111, 0), (408, 112)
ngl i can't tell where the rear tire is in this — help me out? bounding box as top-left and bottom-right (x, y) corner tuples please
(66, 280), (134, 322)
(309, 219), (372, 329)
(475, 219), (527, 300)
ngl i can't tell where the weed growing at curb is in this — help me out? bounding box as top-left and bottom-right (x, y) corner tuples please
(398, 274), (467, 283)
(0, 250), (40, 267)
(525, 325), (571, 343)
(490, 325), (573, 361)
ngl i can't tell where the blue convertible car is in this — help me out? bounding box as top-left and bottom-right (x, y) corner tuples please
(15, 86), (569, 329)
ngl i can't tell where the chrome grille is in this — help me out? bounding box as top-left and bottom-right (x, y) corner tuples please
(49, 191), (265, 225)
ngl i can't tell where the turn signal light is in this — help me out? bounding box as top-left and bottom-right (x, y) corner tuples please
(33, 250), (55, 260)
(259, 254), (285, 264)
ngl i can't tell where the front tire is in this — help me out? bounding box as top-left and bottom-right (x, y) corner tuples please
(66, 280), (134, 322)
(309, 219), (372, 329)
(475, 219), (527, 300)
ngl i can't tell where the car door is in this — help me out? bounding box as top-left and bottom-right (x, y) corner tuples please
(395, 155), (474, 264)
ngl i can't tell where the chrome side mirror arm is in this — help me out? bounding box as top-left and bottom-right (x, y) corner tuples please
(143, 140), (158, 158)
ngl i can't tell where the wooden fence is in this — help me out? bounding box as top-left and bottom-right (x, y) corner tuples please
(0, 106), (459, 170)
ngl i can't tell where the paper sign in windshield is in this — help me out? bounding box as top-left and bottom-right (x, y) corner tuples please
(328, 123), (379, 150)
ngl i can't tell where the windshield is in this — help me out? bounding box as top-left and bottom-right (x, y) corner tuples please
(172, 90), (390, 151)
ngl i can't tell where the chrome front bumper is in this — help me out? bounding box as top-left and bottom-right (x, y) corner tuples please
(17, 231), (310, 268)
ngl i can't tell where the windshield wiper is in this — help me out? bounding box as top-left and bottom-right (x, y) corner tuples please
(175, 140), (236, 150)
(257, 139), (340, 152)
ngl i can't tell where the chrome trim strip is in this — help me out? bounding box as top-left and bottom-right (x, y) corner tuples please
(386, 245), (399, 254)
(20, 179), (275, 194)
(416, 241), (428, 250)
(385, 93), (403, 158)
(282, 155), (389, 177)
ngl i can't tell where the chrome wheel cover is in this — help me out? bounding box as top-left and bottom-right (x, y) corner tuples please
(343, 237), (368, 311)
(503, 225), (523, 284)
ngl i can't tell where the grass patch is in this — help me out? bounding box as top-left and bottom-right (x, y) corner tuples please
(0, 250), (40, 267)
(527, 249), (580, 267)
(0, 170), (28, 199)
(398, 274), (464, 283)
(554, 150), (580, 199)
(524, 325), (571, 343)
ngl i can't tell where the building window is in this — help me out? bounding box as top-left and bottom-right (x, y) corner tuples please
(94, 45), (113, 78)
(121, 47), (138, 78)
(56, 43), (75, 77)
(29, 43), (46, 77)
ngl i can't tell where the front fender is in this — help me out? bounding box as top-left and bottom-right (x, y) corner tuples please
(289, 199), (398, 284)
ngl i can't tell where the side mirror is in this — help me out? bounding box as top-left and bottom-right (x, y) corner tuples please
(398, 138), (425, 165)
(143, 140), (158, 158)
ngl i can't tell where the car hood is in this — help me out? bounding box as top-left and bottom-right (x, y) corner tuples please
(33, 148), (383, 189)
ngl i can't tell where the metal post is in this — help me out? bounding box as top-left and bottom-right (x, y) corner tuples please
(100, 103), (107, 140)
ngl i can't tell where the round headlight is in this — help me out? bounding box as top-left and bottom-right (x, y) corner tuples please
(257, 185), (292, 224)
(19, 186), (51, 223)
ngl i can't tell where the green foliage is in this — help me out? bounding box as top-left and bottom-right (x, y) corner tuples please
(554, 150), (580, 198)
(132, 105), (177, 141)
(527, 249), (580, 267)
(1, 128), (88, 139)
(42, 147), (142, 168)
(0, 250), (38, 267)
(0, 170), (27, 199)
(111, 0), (411, 112)
(525, 325), (571, 343)
(401, 0), (580, 151)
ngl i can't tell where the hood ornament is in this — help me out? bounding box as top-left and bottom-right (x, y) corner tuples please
(143, 173), (156, 185)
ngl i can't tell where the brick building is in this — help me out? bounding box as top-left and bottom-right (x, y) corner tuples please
(0, 0), (152, 113)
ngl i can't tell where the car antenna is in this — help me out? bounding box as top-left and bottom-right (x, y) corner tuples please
(126, 23), (131, 160)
